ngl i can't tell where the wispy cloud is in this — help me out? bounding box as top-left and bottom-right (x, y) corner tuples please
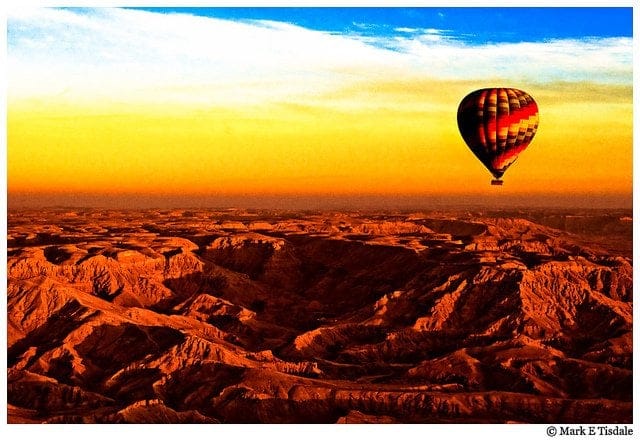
(394, 27), (419, 33)
(7, 7), (632, 108)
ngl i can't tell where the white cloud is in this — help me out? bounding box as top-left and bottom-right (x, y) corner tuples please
(8, 8), (406, 105)
(7, 7), (633, 108)
(394, 27), (418, 33)
(389, 36), (632, 85)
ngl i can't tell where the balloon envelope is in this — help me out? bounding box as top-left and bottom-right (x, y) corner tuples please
(457, 88), (539, 184)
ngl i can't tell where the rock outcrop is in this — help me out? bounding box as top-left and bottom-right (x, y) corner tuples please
(7, 208), (632, 423)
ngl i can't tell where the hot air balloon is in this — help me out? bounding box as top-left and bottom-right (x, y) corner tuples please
(457, 88), (539, 185)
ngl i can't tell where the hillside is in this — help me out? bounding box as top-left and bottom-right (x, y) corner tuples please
(7, 208), (632, 423)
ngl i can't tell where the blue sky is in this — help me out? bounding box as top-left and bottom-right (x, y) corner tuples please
(129, 7), (633, 44)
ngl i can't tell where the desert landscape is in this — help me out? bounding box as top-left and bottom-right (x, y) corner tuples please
(6, 207), (632, 424)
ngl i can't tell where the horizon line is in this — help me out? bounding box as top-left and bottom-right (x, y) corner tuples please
(7, 192), (633, 210)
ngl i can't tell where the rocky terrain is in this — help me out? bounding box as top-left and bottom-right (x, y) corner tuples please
(7, 208), (632, 423)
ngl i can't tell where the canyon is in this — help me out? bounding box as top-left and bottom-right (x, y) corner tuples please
(7, 208), (632, 423)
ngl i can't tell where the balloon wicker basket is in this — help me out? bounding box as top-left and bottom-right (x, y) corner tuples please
(491, 179), (504, 186)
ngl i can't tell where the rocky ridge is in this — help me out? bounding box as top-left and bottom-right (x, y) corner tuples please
(7, 208), (632, 423)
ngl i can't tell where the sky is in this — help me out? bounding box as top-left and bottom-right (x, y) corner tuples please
(6, 7), (634, 208)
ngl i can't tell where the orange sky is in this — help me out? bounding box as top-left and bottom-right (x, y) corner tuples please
(7, 8), (633, 208)
(8, 81), (632, 199)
